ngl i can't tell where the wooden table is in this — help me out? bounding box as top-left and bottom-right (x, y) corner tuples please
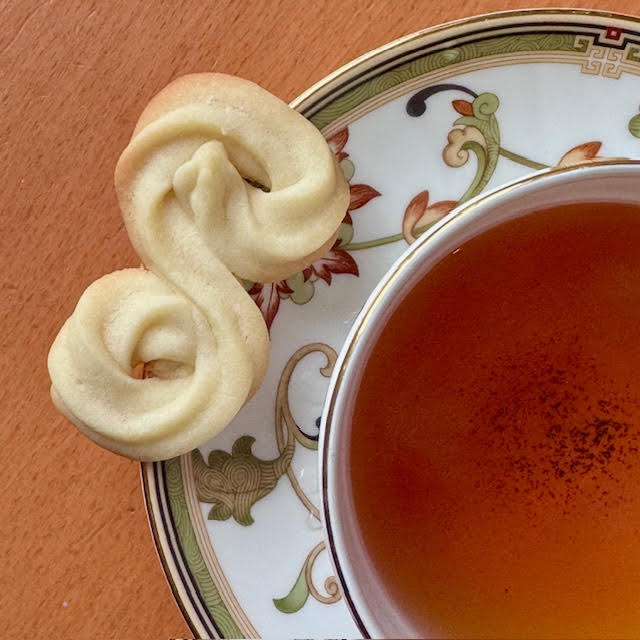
(1, 0), (629, 637)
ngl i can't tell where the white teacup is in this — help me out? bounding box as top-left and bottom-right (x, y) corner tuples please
(319, 161), (640, 638)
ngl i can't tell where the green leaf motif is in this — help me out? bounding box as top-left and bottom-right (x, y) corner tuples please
(336, 221), (354, 248)
(454, 94), (500, 144)
(285, 272), (315, 305)
(629, 112), (640, 139)
(192, 433), (294, 526)
(453, 115), (478, 128)
(340, 157), (355, 182)
(472, 92), (500, 122)
(452, 93), (501, 202)
(457, 140), (488, 203)
(481, 140), (500, 192)
(273, 564), (310, 613)
(486, 118), (501, 147)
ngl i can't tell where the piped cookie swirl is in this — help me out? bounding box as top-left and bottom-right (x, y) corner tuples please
(48, 73), (349, 460)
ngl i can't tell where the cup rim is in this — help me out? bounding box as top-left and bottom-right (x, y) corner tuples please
(319, 159), (640, 638)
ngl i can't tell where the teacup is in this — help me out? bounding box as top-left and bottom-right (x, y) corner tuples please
(320, 161), (640, 639)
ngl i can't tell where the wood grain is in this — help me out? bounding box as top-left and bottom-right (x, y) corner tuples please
(0, 0), (630, 637)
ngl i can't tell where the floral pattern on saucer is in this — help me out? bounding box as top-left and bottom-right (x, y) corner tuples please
(142, 11), (640, 639)
(244, 128), (380, 330)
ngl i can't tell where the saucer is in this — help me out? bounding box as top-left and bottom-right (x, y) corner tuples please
(142, 9), (640, 637)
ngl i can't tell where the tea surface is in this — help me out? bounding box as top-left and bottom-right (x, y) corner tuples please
(350, 202), (640, 638)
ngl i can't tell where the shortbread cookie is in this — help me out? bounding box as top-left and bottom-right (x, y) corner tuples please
(48, 267), (268, 461)
(48, 74), (348, 460)
(115, 73), (349, 283)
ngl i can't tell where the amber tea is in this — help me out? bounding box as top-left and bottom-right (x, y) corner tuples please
(350, 201), (640, 638)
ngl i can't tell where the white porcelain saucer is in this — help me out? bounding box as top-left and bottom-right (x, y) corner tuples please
(142, 9), (640, 638)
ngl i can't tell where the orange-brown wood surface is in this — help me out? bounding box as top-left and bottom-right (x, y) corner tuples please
(1, 1), (630, 638)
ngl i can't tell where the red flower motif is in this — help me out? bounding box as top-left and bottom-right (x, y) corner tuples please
(452, 99), (474, 116)
(348, 184), (381, 211)
(556, 141), (603, 167)
(303, 244), (359, 285)
(248, 281), (293, 331)
(327, 128), (350, 162)
(328, 127), (381, 212)
(247, 126), (379, 331)
(556, 141), (625, 168)
(402, 190), (456, 244)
